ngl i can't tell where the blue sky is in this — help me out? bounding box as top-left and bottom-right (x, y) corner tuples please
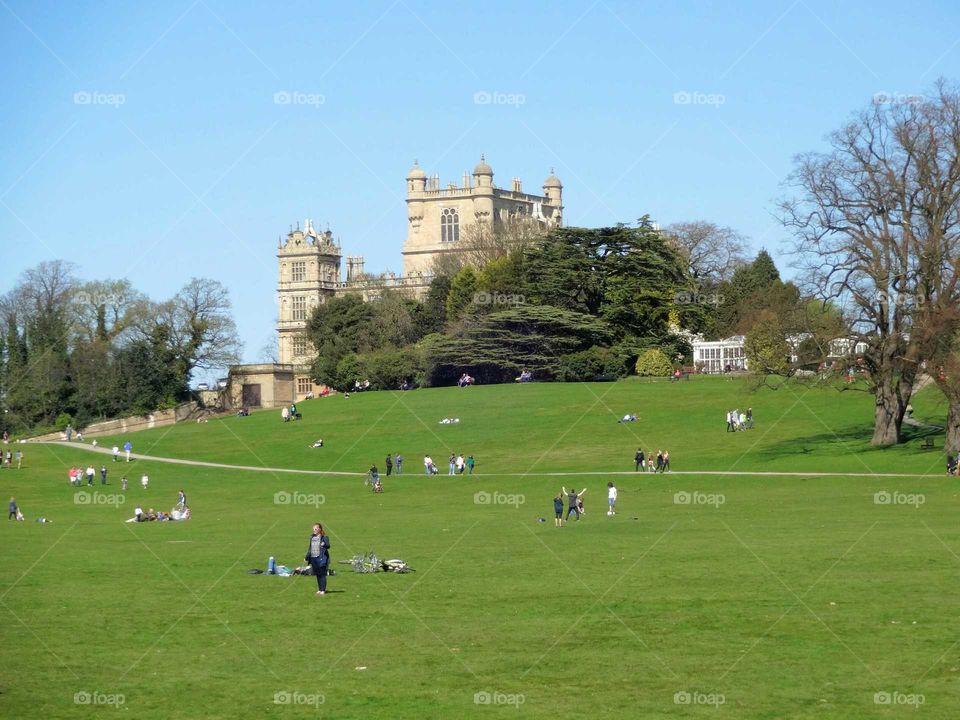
(2, 0), (958, 366)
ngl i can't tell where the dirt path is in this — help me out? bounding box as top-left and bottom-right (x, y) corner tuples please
(35, 441), (946, 478)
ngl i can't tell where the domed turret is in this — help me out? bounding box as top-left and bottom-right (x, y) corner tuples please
(543, 168), (563, 204)
(473, 154), (493, 177)
(406, 160), (427, 193)
(473, 154), (493, 189)
(407, 160), (426, 179)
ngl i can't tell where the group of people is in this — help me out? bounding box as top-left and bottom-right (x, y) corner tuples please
(281, 403), (301, 422)
(110, 441), (134, 462)
(515, 370), (533, 383)
(127, 490), (190, 522)
(457, 373), (475, 387)
(0, 448), (23, 468)
(726, 408), (753, 431)
(633, 449), (671, 473)
(68, 464), (109, 486)
(948, 454), (959, 476)
(552, 481), (621, 527)
(352, 379), (372, 392)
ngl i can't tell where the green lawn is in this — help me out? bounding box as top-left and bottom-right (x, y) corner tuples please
(1, 378), (958, 719)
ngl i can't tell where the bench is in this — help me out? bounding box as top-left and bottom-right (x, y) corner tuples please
(921, 436), (935, 450)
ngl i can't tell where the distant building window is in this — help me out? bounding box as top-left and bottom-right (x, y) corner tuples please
(293, 336), (308, 356)
(292, 296), (306, 321)
(292, 261), (306, 282)
(441, 208), (459, 243)
(297, 377), (312, 394)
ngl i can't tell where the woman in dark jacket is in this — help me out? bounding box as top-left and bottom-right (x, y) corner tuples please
(305, 523), (331, 595)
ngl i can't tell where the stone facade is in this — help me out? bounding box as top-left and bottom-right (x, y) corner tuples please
(402, 156), (563, 276)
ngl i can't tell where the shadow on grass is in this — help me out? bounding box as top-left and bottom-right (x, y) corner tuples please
(759, 423), (945, 462)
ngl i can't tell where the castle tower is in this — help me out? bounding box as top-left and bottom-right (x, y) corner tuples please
(401, 156), (563, 277)
(276, 219), (341, 365)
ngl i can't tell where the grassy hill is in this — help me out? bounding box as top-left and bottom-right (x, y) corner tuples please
(1, 378), (958, 719)
(92, 377), (948, 476)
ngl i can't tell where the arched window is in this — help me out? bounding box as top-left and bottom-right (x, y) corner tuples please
(441, 208), (459, 243)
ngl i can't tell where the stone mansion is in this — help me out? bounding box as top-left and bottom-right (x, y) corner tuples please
(228, 157), (564, 409)
(276, 156), (564, 367)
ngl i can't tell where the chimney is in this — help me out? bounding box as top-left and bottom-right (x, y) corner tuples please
(512, 177), (522, 193)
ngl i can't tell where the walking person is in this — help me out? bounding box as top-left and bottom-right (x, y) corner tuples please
(662, 451), (670, 473)
(634, 448), (644, 472)
(123, 440), (132, 462)
(466, 455), (475, 474)
(112, 445), (119, 462)
(8, 496), (18, 520)
(14, 449), (22, 469)
(141, 474), (149, 490)
(385, 454), (393, 477)
(456, 454), (465, 474)
(562, 486), (586, 521)
(85, 465), (95, 486)
(448, 454), (456, 476)
(607, 482), (618, 515)
(553, 493), (565, 527)
(304, 523), (331, 595)
(177, 489), (187, 511)
(100, 465), (108, 485)
(395, 453), (403, 475)
(655, 451), (664, 473)
(121, 476), (128, 492)
(746, 407), (753, 429)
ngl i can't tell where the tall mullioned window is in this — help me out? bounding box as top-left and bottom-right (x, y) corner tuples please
(292, 296), (306, 321)
(297, 377), (312, 394)
(441, 208), (459, 243)
(293, 336), (308, 356)
(291, 261), (306, 282)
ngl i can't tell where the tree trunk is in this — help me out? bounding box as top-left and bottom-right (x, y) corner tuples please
(871, 373), (913, 446)
(946, 399), (960, 455)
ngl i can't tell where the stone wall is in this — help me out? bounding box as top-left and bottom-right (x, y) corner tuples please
(29, 402), (198, 441)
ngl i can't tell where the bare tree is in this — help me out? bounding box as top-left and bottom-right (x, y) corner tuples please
(70, 279), (145, 344)
(780, 79), (960, 446)
(430, 217), (546, 277)
(661, 221), (748, 282)
(129, 278), (242, 382)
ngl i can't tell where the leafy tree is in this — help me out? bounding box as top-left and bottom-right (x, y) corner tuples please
(446, 265), (479, 321)
(635, 349), (673, 377)
(744, 311), (791, 374)
(412, 275), (451, 337)
(557, 346), (625, 382)
(425, 304), (614, 385)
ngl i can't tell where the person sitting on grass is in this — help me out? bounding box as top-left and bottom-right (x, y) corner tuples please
(310, 439), (324, 448)
(373, 477), (383, 493)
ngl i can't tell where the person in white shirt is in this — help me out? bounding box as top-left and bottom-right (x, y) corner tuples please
(141, 474), (149, 490)
(607, 482), (618, 515)
(85, 465), (95, 486)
